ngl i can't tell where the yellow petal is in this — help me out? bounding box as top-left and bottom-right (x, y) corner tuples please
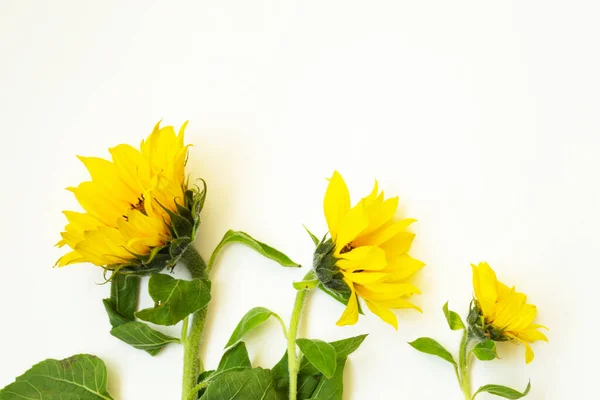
(523, 340), (534, 364)
(336, 282), (359, 326)
(343, 271), (389, 285)
(336, 246), (387, 272)
(335, 203), (368, 252)
(379, 254), (425, 282)
(472, 262), (499, 319)
(324, 171), (350, 240)
(364, 299), (398, 329)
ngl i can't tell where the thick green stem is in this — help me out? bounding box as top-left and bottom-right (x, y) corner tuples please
(180, 246), (209, 400)
(458, 330), (473, 400)
(287, 271), (316, 400)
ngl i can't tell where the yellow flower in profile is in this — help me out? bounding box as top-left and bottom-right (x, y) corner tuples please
(471, 262), (548, 363)
(313, 171), (424, 329)
(56, 121), (205, 274)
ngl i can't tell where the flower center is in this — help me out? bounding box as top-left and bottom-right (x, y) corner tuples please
(340, 242), (355, 254)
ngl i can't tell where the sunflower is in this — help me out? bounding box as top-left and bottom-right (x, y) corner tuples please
(313, 171), (424, 329)
(56, 121), (205, 274)
(470, 262), (548, 363)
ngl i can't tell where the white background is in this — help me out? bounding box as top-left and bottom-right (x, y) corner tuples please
(0, 1), (598, 399)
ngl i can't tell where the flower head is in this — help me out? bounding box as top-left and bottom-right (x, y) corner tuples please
(313, 171), (424, 329)
(56, 121), (205, 275)
(469, 262), (548, 363)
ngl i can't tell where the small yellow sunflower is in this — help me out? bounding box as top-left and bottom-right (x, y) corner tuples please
(56, 121), (205, 274)
(470, 262), (548, 363)
(313, 171), (424, 329)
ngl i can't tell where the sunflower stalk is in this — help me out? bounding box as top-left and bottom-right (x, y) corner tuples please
(287, 270), (317, 400)
(458, 329), (474, 400)
(180, 246), (209, 400)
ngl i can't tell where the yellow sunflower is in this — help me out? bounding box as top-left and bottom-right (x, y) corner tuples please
(313, 171), (424, 329)
(470, 262), (548, 363)
(56, 121), (204, 274)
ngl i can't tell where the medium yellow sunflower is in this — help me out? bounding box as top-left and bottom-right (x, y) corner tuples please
(313, 171), (424, 329)
(56, 121), (205, 274)
(470, 262), (548, 363)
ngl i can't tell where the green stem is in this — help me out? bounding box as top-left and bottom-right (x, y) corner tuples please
(288, 271), (316, 400)
(458, 330), (473, 400)
(180, 246), (209, 400)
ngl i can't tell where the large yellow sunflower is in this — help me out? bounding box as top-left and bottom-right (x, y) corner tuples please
(313, 171), (424, 329)
(470, 262), (548, 363)
(56, 121), (203, 273)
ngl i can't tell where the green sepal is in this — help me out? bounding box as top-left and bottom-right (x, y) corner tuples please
(136, 274), (211, 326)
(473, 381), (531, 399)
(408, 337), (457, 366)
(303, 225), (320, 246)
(0, 354), (114, 399)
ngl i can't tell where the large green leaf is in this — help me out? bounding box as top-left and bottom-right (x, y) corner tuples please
(296, 339), (337, 379)
(110, 321), (179, 356)
(472, 340), (498, 361)
(308, 358), (347, 400)
(408, 337), (457, 366)
(109, 273), (140, 320)
(201, 368), (277, 400)
(208, 230), (300, 270)
(272, 335), (367, 400)
(443, 301), (465, 331)
(225, 307), (283, 348)
(217, 342), (252, 373)
(0, 354), (114, 399)
(136, 274), (211, 326)
(473, 382), (531, 399)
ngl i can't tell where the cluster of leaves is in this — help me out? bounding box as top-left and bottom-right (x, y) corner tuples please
(104, 273), (211, 356)
(409, 302), (531, 399)
(194, 306), (367, 400)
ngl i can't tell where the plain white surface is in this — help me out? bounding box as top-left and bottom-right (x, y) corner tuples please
(1, 1), (598, 399)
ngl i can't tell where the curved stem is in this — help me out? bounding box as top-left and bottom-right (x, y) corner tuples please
(287, 271), (316, 400)
(180, 246), (209, 400)
(458, 330), (473, 400)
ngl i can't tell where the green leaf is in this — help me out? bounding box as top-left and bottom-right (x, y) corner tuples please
(209, 230), (300, 270)
(299, 334), (368, 376)
(472, 340), (498, 361)
(110, 273), (140, 320)
(102, 298), (130, 327)
(443, 301), (465, 331)
(296, 339), (337, 379)
(226, 307), (280, 348)
(408, 337), (457, 366)
(473, 381), (531, 399)
(293, 279), (320, 290)
(307, 358), (347, 400)
(303, 225), (320, 246)
(110, 321), (179, 356)
(0, 354), (114, 399)
(217, 342), (252, 373)
(202, 368), (277, 400)
(136, 274), (211, 326)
